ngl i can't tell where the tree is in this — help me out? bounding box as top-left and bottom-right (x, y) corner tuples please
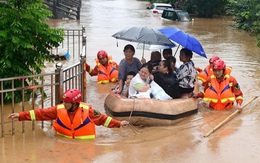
(227, 0), (260, 47)
(185, 0), (227, 18)
(0, 0), (64, 103)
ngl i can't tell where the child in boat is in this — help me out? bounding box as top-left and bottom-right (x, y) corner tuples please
(176, 48), (197, 96)
(116, 44), (142, 94)
(121, 71), (136, 97)
(85, 50), (119, 84)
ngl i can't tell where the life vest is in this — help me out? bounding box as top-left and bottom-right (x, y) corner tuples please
(197, 65), (212, 83)
(95, 56), (118, 84)
(203, 75), (235, 110)
(52, 103), (96, 139)
(197, 65), (233, 84)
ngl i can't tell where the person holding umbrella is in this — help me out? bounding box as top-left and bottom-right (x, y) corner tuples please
(193, 59), (243, 111)
(8, 89), (129, 139)
(116, 44), (142, 94)
(177, 48), (197, 96)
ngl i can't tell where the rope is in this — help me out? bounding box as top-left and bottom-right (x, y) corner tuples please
(127, 98), (141, 133)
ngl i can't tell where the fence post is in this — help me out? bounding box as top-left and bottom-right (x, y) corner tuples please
(82, 26), (86, 52)
(80, 26), (87, 102)
(55, 63), (63, 105)
(76, 6), (80, 20)
(53, 0), (58, 19)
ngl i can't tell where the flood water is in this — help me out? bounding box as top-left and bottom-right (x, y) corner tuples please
(1, 0), (260, 162)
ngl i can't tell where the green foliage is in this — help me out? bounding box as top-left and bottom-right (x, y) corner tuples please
(227, 0), (260, 47)
(0, 0), (64, 103)
(185, 0), (227, 18)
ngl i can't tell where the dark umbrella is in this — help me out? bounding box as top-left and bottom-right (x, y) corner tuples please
(159, 27), (207, 58)
(112, 26), (175, 57)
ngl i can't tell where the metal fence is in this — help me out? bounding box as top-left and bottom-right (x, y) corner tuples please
(50, 26), (86, 59)
(44, 0), (82, 20)
(0, 27), (87, 137)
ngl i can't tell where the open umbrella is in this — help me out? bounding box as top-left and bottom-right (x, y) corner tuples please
(112, 26), (175, 57)
(159, 27), (207, 58)
(136, 43), (176, 51)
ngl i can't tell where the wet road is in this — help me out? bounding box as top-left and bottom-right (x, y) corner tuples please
(1, 0), (260, 162)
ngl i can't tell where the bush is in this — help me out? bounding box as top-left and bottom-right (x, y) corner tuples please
(0, 0), (64, 103)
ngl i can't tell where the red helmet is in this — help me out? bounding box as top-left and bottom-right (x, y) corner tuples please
(62, 89), (82, 103)
(209, 55), (220, 64)
(212, 59), (226, 70)
(97, 50), (108, 59)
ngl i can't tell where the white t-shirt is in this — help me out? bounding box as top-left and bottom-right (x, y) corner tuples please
(128, 73), (150, 98)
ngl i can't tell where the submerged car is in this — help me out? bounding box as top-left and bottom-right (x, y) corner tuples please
(161, 9), (192, 22)
(146, 3), (173, 14)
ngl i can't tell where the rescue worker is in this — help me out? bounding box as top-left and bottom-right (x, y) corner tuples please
(193, 59), (243, 111)
(85, 50), (119, 84)
(196, 56), (232, 87)
(8, 89), (129, 139)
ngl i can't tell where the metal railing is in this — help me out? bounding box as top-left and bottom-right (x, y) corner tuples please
(0, 27), (87, 137)
(44, 0), (82, 20)
(50, 26), (86, 59)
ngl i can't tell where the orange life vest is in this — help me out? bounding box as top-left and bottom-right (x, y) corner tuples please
(203, 75), (235, 110)
(95, 56), (118, 84)
(197, 65), (232, 85)
(53, 103), (96, 139)
(197, 65), (212, 83)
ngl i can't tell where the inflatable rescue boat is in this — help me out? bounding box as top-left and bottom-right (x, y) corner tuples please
(104, 92), (198, 126)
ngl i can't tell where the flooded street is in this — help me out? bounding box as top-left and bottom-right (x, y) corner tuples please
(1, 0), (260, 162)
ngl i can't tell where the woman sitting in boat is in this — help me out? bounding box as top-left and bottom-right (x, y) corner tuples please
(117, 44), (142, 94)
(85, 50), (119, 84)
(141, 51), (162, 73)
(153, 60), (180, 99)
(128, 63), (153, 98)
(176, 48), (197, 97)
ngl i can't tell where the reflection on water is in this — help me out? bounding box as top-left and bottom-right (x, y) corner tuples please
(1, 0), (260, 162)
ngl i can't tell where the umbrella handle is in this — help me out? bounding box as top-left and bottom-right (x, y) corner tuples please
(142, 43), (145, 58)
(174, 45), (180, 56)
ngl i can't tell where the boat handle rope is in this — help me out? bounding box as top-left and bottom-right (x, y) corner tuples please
(127, 98), (141, 134)
(129, 98), (135, 122)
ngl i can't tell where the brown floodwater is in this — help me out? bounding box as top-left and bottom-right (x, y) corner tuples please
(1, 0), (260, 162)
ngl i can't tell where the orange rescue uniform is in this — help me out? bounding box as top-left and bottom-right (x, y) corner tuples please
(200, 75), (243, 110)
(86, 56), (118, 84)
(197, 65), (232, 86)
(19, 102), (121, 139)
